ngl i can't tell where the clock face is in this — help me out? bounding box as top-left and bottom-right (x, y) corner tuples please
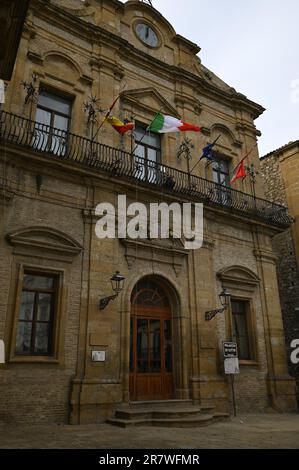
(135, 23), (159, 47)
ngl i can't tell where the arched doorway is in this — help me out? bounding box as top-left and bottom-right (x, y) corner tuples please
(130, 278), (174, 401)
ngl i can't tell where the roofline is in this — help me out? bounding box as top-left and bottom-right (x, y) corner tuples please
(261, 140), (299, 160)
(30, 0), (265, 119)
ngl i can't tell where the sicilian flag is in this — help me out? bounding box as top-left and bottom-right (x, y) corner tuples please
(147, 113), (201, 134)
(106, 116), (134, 135)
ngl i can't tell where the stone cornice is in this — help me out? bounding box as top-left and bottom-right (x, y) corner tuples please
(0, 178), (15, 205)
(30, 0), (264, 119)
(236, 122), (262, 138)
(174, 34), (201, 54)
(0, 188), (15, 205)
(27, 50), (43, 65)
(174, 94), (202, 115)
(253, 249), (278, 265)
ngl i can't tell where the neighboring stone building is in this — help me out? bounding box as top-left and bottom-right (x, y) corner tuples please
(0, 0), (296, 425)
(0, 1), (29, 80)
(261, 141), (299, 406)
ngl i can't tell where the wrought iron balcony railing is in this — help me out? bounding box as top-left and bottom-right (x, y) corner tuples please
(0, 110), (292, 228)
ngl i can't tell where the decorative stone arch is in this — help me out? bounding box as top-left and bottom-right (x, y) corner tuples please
(7, 226), (83, 262)
(120, 270), (190, 403)
(217, 265), (260, 293)
(41, 51), (93, 89)
(28, 49), (93, 88)
(210, 123), (243, 152)
(44, 51), (83, 80)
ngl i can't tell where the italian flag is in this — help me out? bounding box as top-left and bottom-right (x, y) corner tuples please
(147, 113), (201, 134)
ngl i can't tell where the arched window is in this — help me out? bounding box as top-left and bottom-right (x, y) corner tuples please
(131, 279), (169, 307)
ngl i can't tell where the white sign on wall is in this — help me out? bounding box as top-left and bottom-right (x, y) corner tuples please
(224, 357), (240, 375)
(0, 340), (5, 364)
(91, 350), (106, 362)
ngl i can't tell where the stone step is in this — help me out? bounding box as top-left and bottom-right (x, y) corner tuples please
(107, 414), (215, 429)
(107, 400), (227, 428)
(200, 406), (216, 414)
(213, 412), (231, 422)
(115, 407), (203, 421)
(127, 399), (194, 410)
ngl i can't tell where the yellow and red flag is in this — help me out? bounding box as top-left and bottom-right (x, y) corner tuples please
(106, 116), (134, 135)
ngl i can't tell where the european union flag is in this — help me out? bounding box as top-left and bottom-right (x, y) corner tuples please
(200, 135), (221, 163)
(200, 143), (216, 161)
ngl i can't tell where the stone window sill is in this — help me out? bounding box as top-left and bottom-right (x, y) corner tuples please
(9, 356), (60, 364)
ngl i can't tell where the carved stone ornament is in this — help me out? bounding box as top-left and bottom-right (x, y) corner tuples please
(121, 236), (189, 277)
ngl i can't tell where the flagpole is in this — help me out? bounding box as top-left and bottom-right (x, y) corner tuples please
(131, 108), (164, 156)
(230, 143), (258, 176)
(190, 158), (201, 175)
(130, 115), (136, 157)
(92, 94), (120, 142)
(91, 82), (127, 142)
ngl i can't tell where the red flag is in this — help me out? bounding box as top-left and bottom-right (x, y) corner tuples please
(230, 143), (258, 184)
(230, 159), (246, 184)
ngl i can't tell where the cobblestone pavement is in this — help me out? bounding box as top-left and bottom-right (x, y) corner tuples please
(0, 414), (298, 449)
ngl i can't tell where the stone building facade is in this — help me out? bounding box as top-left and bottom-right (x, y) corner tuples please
(0, 0), (296, 424)
(261, 141), (299, 406)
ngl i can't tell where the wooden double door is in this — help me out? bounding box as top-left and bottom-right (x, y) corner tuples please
(129, 281), (174, 401)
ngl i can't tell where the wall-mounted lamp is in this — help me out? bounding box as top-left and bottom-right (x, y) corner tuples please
(205, 288), (231, 321)
(99, 271), (126, 311)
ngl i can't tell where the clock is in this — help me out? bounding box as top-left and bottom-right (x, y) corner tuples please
(135, 23), (159, 47)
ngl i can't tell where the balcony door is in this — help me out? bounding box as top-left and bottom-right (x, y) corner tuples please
(130, 279), (173, 401)
(212, 156), (232, 206)
(134, 126), (161, 183)
(34, 90), (72, 156)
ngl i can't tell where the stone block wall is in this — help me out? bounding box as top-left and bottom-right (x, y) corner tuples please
(261, 148), (299, 407)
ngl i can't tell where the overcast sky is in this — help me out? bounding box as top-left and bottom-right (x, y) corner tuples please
(123, 0), (299, 156)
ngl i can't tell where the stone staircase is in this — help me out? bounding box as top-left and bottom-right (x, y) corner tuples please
(107, 400), (230, 428)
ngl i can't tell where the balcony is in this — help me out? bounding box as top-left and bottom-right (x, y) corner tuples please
(0, 110), (292, 229)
